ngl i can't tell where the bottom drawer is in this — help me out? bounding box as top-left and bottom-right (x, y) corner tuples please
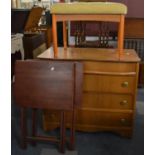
(76, 110), (132, 127)
(43, 110), (133, 127)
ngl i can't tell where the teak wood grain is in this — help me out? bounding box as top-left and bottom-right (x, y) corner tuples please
(37, 47), (140, 138)
(81, 93), (133, 110)
(84, 74), (136, 94)
(38, 47), (140, 62)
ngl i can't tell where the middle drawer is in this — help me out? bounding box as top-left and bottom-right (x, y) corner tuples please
(82, 93), (133, 110)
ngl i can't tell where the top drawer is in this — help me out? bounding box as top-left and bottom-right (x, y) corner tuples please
(83, 74), (136, 94)
(84, 61), (137, 73)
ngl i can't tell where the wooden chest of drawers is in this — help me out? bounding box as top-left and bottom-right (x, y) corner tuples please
(38, 47), (140, 138)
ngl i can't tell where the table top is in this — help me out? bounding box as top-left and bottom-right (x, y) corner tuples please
(37, 47), (140, 62)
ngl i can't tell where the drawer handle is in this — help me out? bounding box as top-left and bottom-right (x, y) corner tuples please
(121, 82), (129, 87)
(50, 67), (55, 71)
(120, 118), (127, 125)
(120, 100), (128, 106)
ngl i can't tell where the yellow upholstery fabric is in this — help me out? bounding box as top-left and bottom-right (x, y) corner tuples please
(51, 2), (127, 15)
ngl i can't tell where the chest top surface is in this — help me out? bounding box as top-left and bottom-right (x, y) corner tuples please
(37, 47), (140, 63)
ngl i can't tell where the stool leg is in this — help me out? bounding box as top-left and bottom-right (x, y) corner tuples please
(63, 21), (67, 50)
(21, 108), (27, 149)
(32, 108), (37, 146)
(52, 14), (58, 57)
(70, 109), (75, 150)
(118, 15), (125, 57)
(60, 111), (66, 153)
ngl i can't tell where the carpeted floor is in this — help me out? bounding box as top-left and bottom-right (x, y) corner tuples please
(11, 89), (144, 155)
(40, 149), (78, 155)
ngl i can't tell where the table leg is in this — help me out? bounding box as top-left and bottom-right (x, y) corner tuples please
(21, 108), (27, 149)
(32, 108), (37, 146)
(70, 109), (75, 150)
(60, 111), (66, 153)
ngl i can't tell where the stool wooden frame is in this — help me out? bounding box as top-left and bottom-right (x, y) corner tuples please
(52, 14), (125, 58)
(14, 60), (83, 153)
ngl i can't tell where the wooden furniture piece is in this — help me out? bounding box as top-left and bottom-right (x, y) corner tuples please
(23, 7), (49, 59)
(23, 33), (46, 59)
(24, 6), (52, 48)
(51, 2), (127, 57)
(38, 47), (140, 138)
(124, 18), (144, 39)
(13, 60), (83, 153)
(38, 25), (52, 48)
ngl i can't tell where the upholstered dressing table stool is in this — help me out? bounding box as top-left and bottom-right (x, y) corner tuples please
(51, 2), (127, 57)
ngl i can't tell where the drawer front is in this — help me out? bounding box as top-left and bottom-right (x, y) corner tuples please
(82, 93), (133, 110)
(84, 61), (136, 73)
(84, 74), (136, 93)
(43, 110), (132, 127)
(76, 110), (132, 127)
(43, 110), (76, 123)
